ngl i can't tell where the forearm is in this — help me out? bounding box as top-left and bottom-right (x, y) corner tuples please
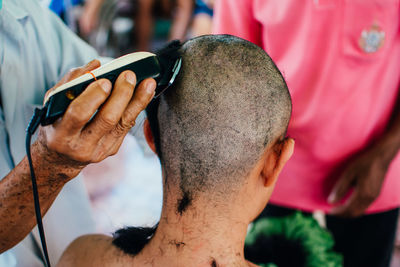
(169, 0), (194, 41)
(0, 140), (83, 253)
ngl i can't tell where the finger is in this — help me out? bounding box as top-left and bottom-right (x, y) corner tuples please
(44, 60), (101, 101)
(116, 78), (156, 134)
(84, 71), (137, 139)
(60, 59), (101, 85)
(330, 189), (371, 218)
(59, 79), (112, 133)
(90, 132), (127, 163)
(76, 59), (101, 76)
(328, 171), (356, 204)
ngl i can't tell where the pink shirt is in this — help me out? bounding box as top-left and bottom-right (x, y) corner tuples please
(214, 0), (400, 213)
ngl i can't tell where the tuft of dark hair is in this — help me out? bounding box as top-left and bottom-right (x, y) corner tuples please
(112, 224), (158, 256)
(156, 40), (182, 86)
(145, 40), (183, 160)
(177, 190), (193, 215)
(145, 97), (162, 160)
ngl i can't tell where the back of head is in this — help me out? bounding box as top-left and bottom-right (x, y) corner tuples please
(147, 35), (291, 210)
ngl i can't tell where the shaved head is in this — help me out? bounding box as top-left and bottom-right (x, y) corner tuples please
(147, 35), (291, 209)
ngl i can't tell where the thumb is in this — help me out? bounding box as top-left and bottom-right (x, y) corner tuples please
(328, 171), (356, 204)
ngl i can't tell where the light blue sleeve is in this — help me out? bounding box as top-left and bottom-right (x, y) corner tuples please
(34, 4), (101, 86)
(0, 106), (13, 178)
(0, 2), (98, 264)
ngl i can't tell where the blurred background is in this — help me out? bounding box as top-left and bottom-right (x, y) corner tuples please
(40, 0), (213, 56)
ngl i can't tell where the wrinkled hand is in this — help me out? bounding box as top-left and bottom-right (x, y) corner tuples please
(35, 59), (156, 180)
(328, 146), (390, 218)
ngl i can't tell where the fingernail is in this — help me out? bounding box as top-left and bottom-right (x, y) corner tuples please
(125, 72), (136, 85)
(85, 59), (96, 68)
(146, 81), (156, 94)
(100, 80), (111, 93)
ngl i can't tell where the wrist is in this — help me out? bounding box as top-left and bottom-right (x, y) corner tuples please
(29, 136), (86, 186)
(372, 133), (400, 167)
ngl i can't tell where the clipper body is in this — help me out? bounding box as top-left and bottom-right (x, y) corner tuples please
(43, 52), (181, 125)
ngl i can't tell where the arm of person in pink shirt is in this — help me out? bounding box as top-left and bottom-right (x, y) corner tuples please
(212, 0), (262, 47)
(329, 88), (400, 217)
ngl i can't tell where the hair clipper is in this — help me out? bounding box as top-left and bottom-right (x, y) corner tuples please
(42, 45), (182, 126)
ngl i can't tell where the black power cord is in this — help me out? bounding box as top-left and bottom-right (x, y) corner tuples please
(26, 107), (51, 267)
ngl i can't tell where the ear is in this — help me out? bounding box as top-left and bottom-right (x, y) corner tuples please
(143, 119), (157, 154)
(261, 138), (295, 187)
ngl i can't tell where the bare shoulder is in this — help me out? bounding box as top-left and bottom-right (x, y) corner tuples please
(57, 234), (133, 267)
(247, 261), (261, 267)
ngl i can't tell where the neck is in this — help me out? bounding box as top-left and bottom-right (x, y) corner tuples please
(137, 188), (251, 267)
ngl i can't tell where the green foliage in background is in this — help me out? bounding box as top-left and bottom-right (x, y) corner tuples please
(245, 212), (343, 267)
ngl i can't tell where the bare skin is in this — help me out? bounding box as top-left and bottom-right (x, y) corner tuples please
(58, 202), (258, 267)
(328, 88), (400, 217)
(168, 0), (194, 41)
(0, 60), (157, 253)
(58, 123), (295, 267)
(191, 13), (213, 37)
(191, 0), (213, 37)
(57, 234), (258, 267)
